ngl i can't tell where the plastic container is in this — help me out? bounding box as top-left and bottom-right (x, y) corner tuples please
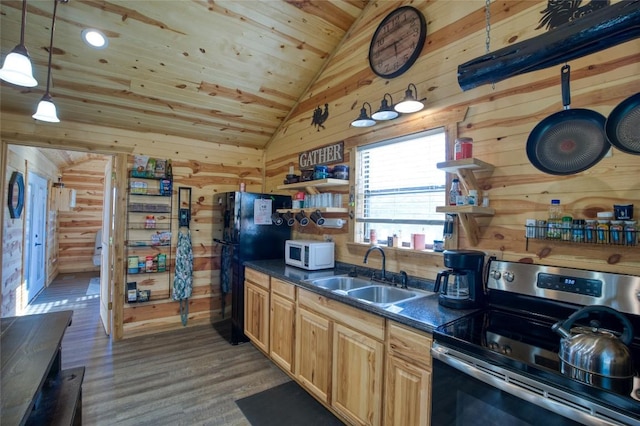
(468, 190), (478, 206)
(572, 219), (585, 243)
(449, 178), (462, 206)
(454, 137), (473, 160)
(624, 221), (637, 246)
(547, 199), (562, 239)
(561, 216), (573, 241)
(610, 220), (623, 245)
(314, 165), (329, 180)
(584, 219), (596, 243)
(332, 165), (349, 180)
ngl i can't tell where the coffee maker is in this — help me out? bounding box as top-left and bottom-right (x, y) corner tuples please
(434, 250), (485, 309)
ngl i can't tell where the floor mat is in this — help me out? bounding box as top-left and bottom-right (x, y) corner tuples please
(86, 277), (100, 296)
(236, 381), (344, 426)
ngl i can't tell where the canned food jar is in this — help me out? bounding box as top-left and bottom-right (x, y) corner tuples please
(454, 137), (473, 160)
(145, 255), (154, 273)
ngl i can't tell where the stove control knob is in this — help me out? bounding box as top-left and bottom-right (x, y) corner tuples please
(503, 345), (512, 355)
(503, 271), (514, 282)
(490, 270), (501, 280)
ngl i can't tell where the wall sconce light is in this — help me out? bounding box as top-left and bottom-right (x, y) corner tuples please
(0, 0), (38, 87)
(310, 210), (325, 226)
(371, 93), (399, 121)
(351, 102), (376, 127)
(282, 211), (295, 226)
(271, 212), (284, 225)
(33, 0), (67, 123)
(394, 83), (425, 114)
(295, 210), (309, 226)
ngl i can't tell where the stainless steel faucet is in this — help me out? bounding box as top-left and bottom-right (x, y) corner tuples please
(363, 246), (386, 281)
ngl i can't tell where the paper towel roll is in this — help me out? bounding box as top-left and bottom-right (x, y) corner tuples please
(320, 218), (344, 228)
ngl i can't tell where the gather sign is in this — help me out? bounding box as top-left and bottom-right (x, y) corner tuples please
(299, 141), (344, 169)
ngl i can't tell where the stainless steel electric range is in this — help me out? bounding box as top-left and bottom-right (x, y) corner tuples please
(431, 260), (640, 426)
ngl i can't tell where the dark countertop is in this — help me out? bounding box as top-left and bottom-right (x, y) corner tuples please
(244, 259), (477, 334)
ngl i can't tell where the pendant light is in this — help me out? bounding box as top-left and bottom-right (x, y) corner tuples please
(351, 102), (376, 128)
(394, 83), (425, 114)
(0, 0), (38, 87)
(33, 0), (65, 123)
(371, 93), (399, 121)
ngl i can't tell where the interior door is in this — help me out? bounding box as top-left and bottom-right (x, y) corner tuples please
(27, 172), (47, 302)
(99, 158), (114, 335)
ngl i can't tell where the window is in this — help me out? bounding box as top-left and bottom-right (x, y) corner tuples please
(355, 128), (446, 248)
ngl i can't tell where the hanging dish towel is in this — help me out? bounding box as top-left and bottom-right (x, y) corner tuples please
(220, 244), (232, 318)
(173, 229), (193, 326)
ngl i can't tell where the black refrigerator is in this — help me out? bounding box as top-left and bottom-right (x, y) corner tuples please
(215, 191), (291, 344)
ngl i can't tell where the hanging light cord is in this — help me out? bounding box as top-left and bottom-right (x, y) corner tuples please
(19, 0), (28, 46)
(43, 0), (61, 95)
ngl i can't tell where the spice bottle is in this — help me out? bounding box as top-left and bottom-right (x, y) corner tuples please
(610, 220), (624, 245)
(449, 178), (462, 206)
(624, 221), (637, 246)
(584, 219), (596, 243)
(596, 212), (613, 244)
(561, 216), (573, 241)
(547, 199), (562, 239)
(454, 137), (473, 160)
(572, 219), (585, 243)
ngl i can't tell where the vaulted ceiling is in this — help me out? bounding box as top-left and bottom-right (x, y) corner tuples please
(0, 0), (369, 153)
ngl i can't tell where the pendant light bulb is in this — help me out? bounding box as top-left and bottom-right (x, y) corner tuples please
(32, 93), (60, 122)
(351, 102), (376, 128)
(371, 93), (399, 121)
(0, 0), (38, 87)
(394, 83), (425, 114)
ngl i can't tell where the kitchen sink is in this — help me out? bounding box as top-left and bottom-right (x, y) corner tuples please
(304, 275), (433, 308)
(304, 275), (372, 291)
(346, 285), (418, 306)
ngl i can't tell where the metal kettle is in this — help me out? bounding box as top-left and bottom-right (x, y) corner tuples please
(552, 305), (635, 394)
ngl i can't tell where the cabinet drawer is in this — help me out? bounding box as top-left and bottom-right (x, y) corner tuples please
(271, 278), (295, 300)
(299, 288), (385, 341)
(245, 268), (270, 290)
(387, 321), (433, 370)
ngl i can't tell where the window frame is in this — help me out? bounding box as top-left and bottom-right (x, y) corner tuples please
(352, 127), (450, 247)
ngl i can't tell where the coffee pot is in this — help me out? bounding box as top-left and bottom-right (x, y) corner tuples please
(434, 250), (485, 309)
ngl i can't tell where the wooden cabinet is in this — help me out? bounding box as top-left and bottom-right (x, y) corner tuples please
(298, 288), (385, 425)
(436, 158), (495, 246)
(296, 305), (333, 403)
(384, 321), (433, 426)
(270, 278), (296, 373)
(333, 323), (384, 426)
(125, 174), (173, 302)
(244, 269), (270, 353)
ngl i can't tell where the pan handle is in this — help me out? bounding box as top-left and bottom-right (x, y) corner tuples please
(561, 64), (571, 111)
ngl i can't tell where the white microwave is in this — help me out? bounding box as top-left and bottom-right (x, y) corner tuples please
(285, 240), (335, 270)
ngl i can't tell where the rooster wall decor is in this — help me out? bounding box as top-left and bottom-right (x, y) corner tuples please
(537, 0), (610, 31)
(311, 103), (329, 131)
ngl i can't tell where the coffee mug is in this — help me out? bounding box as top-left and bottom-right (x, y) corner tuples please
(614, 204), (633, 220)
(271, 212), (284, 226)
(282, 211), (295, 226)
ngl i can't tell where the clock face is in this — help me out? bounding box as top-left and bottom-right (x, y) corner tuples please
(368, 6), (426, 79)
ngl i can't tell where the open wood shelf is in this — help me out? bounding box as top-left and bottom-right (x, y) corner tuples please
(436, 206), (495, 215)
(276, 207), (348, 214)
(277, 178), (349, 191)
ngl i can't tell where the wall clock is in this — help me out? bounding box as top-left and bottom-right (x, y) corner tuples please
(368, 6), (427, 79)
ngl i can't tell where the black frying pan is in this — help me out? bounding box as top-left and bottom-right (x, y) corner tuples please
(527, 65), (609, 175)
(605, 92), (640, 155)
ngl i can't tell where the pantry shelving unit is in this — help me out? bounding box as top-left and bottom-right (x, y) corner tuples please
(436, 158), (495, 246)
(126, 174), (173, 303)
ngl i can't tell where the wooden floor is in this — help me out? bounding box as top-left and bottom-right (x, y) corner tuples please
(25, 272), (290, 425)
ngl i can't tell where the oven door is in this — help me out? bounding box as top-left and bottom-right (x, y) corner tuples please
(430, 342), (627, 426)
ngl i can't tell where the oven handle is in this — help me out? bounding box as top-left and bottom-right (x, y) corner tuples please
(431, 342), (633, 426)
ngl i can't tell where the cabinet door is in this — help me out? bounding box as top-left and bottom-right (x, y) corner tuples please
(244, 281), (269, 353)
(384, 355), (431, 426)
(270, 292), (295, 373)
(295, 307), (332, 404)
(332, 323), (384, 426)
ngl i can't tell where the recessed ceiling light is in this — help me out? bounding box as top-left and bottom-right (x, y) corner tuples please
(81, 29), (108, 49)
